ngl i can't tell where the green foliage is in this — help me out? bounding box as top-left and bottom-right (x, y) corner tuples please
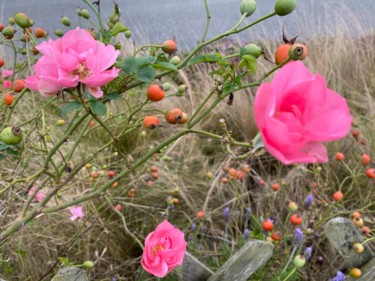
(61, 101), (83, 116)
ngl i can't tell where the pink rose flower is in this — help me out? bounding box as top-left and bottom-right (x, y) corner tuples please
(3, 80), (11, 89)
(254, 61), (352, 165)
(70, 206), (84, 221)
(2, 69), (13, 78)
(141, 220), (186, 277)
(28, 186), (46, 202)
(25, 28), (120, 98)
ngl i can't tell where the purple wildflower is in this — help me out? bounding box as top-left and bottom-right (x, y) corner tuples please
(331, 271), (346, 281)
(294, 227), (303, 245)
(244, 228), (250, 240)
(245, 207), (252, 219)
(304, 246), (312, 260)
(223, 207), (230, 222)
(304, 194), (314, 209)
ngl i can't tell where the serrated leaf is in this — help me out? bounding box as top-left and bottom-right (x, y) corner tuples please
(121, 57), (138, 74)
(137, 56), (157, 65)
(135, 64), (156, 82)
(61, 101), (83, 116)
(223, 82), (236, 95)
(102, 30), (112, 44)
(152, 61), (177, 71)
(110, 22), (128, 36)
(106, 92), (122, 100)
(89, 100), (107, 116)
(238, 54), (257, 74)
(187, 54), (220, 66)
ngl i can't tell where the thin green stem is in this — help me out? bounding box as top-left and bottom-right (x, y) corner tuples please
(200, 0), (212, 43)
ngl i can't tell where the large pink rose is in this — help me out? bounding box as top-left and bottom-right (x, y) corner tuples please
(254, 61), (352, 165)
(141, 220), (186, 277)
(26, 28), (120, 98)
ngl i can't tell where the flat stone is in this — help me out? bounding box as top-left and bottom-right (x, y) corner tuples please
(51, 267), (88, 281)
(324, 217), (374, 268)
(175, 252), (214, 281)
(207, 240), (273, 281)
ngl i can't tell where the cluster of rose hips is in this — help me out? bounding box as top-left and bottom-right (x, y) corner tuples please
(143, 58), (188, 130)
(217, 164), (251, 184)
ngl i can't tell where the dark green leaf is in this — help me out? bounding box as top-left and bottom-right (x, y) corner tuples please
(121, 57), (138, 74)
(106, 92), (122, 100)
(137, 56), (157, 65)
(61, 101), (83, 116)
(152, 62), (177, 71)
(89, 100), (107, 116)
(102, 30), (112, 44)
(187, 54), (220, 66)
(135, 64), (156, 82)
(223, 82), (236, 95)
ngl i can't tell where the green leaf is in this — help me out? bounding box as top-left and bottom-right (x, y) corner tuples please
(0, 153), (5, 160)
(238, 54), (257, 74)
(152, 61), (177, 71)
(252, 133), (265, 156)
(61, 101), (83, 116)
(89, 100), (107, 116)
(137, 56), (157, 65)
(187, 54), (220, 66)
(110, 22), (128, 36)
(102, 30), (112, 44)
(222, 82), (236, 95)
(121, 57), (138, 74)
(121, 56), (158, 74)
(135, 64), (156, 82)
(106, 92), (122, 100)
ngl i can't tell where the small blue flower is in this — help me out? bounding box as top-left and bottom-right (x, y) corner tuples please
(223, 207), (230, 222)
(304, 194), (314, 209)
(294, 227), (303, 245)
(190, 223), (196, 232)
(331, 271), (346, 281)
(304, 246), (312, 260)
(245, 207), (252, 219)
(244, 228), (250, 240)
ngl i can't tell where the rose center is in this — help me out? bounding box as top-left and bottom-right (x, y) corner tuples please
(72, 63), (91, 80)
(152, 245), (164, 256)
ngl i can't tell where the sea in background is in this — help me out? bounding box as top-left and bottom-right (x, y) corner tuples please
(0, 0), (374, 50)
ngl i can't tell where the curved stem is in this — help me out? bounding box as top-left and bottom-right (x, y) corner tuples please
(200, 0), (212, 43)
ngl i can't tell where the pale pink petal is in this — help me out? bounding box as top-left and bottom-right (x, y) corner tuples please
(85, 44), (120, 73)
(87, 87), (103, 99)
(2, 69), (13, 78)
(62, 28), (97, 54)
(81, 68), (120, 88)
